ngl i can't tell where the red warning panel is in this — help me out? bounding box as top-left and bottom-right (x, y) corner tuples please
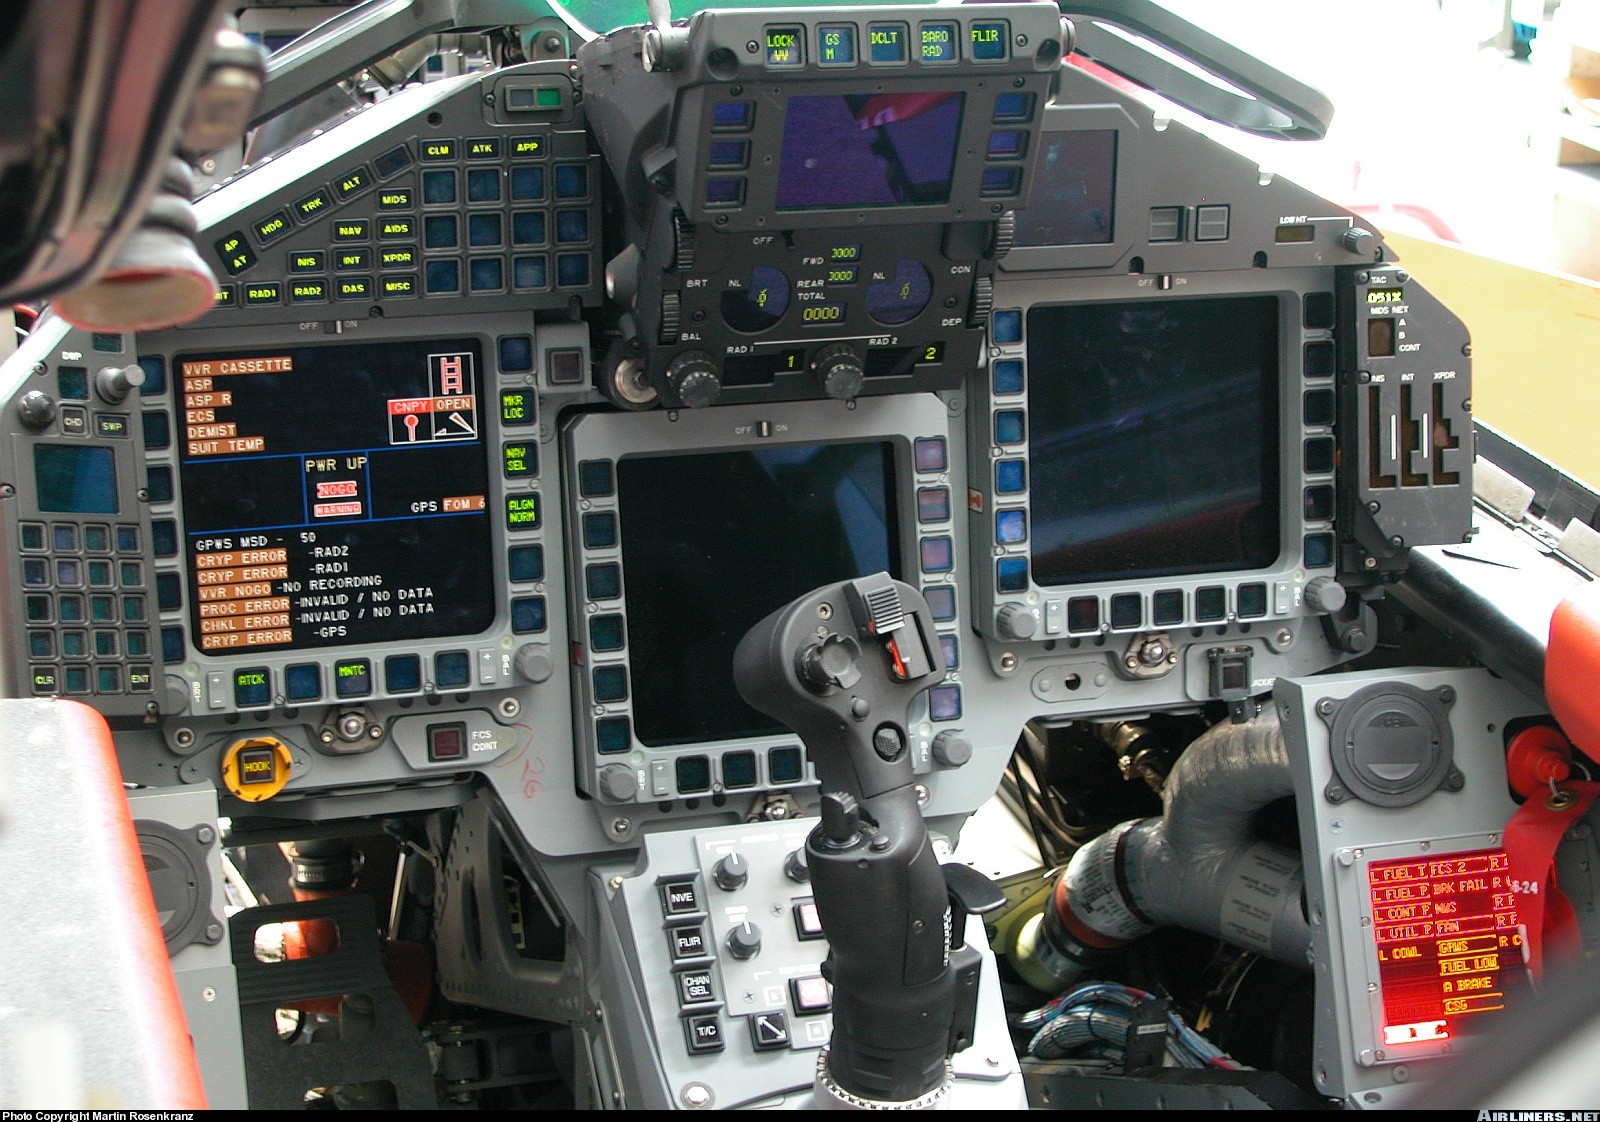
(1367, 849), (1524, 1048)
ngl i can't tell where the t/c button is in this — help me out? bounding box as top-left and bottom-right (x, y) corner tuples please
(684, 1014), (724, 1055)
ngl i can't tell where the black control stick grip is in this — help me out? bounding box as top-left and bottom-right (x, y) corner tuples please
(735, 574), (962, 1103)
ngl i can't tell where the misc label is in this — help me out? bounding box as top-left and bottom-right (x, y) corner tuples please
(1218, 842), (1300, 956)
(1063, 821), (1149, 942)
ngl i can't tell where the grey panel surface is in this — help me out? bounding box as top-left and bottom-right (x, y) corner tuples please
(1276, 667), (1544, 1108)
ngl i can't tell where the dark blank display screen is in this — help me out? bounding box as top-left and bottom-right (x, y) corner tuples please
(618, 442), (898, 747)
(35, 445), (118, 513)
(175, 339), (494, 653)
(1026, 296), (1280, 585)
(1014, 129), (1117, 247)
(775, 92), (964, 210)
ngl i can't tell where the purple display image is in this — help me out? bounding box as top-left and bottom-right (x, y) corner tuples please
(775, 92), (965, 210)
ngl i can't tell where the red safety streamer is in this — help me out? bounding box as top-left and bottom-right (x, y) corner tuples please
(1502, 780), (1600, 981)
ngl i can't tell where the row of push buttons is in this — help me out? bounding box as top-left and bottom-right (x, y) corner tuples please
(761, 19), (1013, 68)
(213, 647), (506, 709)
(910, 437), (964, 726)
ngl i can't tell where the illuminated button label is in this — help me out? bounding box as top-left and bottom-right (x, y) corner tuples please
(128, 666), (153, 693)
(505, 493), (541, 529)
(335, 248), (370, 271)
(215, 232), (255, 274)
(94, 414), (129, 439)
(378, 187), (413, 209)
(421, 139), (457, 162)
(919, 22), (957, 63)
(243, 282), (281, 305)
(214, 286), (237, 307)
(380, 247), (417, 269)
(765, 26), (803, 66)
(868, 23), (908, 63)
(333, 219), (369, 241)
(380, 217), (416, 240)
(290, 279), (328, 303)
(254, 211), (292, 244)
(381, 275), (417, 297)
(334, 659), (372, 697)
(289, 251), (325, 273)
(234, 667), (270, 708)
(238, 746), (277, 784)
(511, 136), (544, 157)
(818, 25), (856, 65)
(336, 277), (373, 300)
(467, 137), (502, 159)
(334, 166), (371, 199)
(30, 666), (58, 695)
(503, 441), (535, 477)
(500, 389), (535, 426)
(294, 188), (333, 220)
(970, 21), (1008, 60)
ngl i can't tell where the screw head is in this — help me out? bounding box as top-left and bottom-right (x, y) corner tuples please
(612, 817), (631, 834)
(608, 875), (624, 890)
(203, 987), (217, 1002)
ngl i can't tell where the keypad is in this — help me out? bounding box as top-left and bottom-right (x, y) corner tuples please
(19, 521), (153, 697)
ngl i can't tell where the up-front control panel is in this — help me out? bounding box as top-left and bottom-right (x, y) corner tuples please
(202, 61), (602, 322)
(578, 4), (1065, 410)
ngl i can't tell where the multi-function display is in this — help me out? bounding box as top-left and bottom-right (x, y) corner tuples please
(776, 92), (965, 210)
(174, 339), (494, 654)
(617, 441), (899, 746)
(1026, 295), (1281, 585)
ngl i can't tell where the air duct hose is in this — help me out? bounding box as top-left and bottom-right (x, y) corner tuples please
(1017, 714), (1311, 991)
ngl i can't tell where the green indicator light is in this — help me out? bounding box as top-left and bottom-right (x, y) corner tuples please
(536, 87), (562, 108)
(505, 494), (541, 528)
(501, 390), (533, 425)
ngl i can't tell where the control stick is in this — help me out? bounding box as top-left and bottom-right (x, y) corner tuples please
(735, 573), (1001, 1108)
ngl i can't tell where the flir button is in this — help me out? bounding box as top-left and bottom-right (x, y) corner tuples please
(669, 924), (708, 960)
(661, 879), (701, 916)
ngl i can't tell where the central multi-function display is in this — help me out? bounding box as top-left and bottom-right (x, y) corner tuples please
(175, 340), (494, 653)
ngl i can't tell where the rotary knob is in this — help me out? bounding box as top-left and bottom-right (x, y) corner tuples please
(1305, 576), (1348, 615)
(810, 343), (864, 402)
(726, 920), (763, 960)
(968, 275), (994, 327)
(16, 390), (56, 431)
(673, 212), (696, 272)
(666, 350), (722, 409)
(996, 603), (1038, 641)
(598, 763), (638, 802)
(797, 633), (861, 692)
(658, 292), (682, 344)
(96, 364), (146, 404)
(713, 851), (749, 891)
(783, 847), (809, 883)
(1342, 227), (1376, 255)
(514, 644), (554, 684)
(932, 730), (973, 768)
(991, 212), (1016, 259)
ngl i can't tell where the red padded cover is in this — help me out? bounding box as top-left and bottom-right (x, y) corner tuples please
(1549, 588), (1600, 765)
